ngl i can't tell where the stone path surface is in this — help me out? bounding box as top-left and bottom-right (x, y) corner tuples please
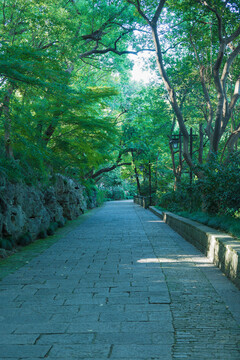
(0, 200), (240, 359)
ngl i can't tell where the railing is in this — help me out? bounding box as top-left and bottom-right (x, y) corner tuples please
(133, 195), (151, 209)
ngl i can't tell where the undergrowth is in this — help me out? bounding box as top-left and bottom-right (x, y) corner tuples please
(157, 207), (240, 240)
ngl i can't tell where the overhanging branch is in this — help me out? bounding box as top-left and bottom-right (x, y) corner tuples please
(91, 162), (132, 180)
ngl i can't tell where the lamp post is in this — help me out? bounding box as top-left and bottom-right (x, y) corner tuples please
(170, 135), (180, 149)
(170, 128), (196, 185)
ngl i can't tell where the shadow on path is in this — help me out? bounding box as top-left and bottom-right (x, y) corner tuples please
(0, 200), (239, 359)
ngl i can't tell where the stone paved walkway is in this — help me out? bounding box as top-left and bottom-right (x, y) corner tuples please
(0, 200), (240, 359)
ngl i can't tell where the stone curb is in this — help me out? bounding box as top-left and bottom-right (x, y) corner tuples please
(149, 206), (240, 289)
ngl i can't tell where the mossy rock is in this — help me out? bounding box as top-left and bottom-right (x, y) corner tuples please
(0, 238), (13, 251)
(17, 233), (32, 247)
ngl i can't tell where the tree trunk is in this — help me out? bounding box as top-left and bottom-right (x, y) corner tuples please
(221, 124), (240, 161)
(3, 85), (15, 159)
(198, 123), (204, 164)
(174, 173), (181, 192)
(150, 26), (193, 170)
(131, 150), (141, 195)
(148, 160), (152, 205)
(135, 166), (141, 195)
(169, 141), (182, 191)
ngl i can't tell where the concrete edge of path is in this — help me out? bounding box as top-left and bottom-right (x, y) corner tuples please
(149, 206), (240, 290)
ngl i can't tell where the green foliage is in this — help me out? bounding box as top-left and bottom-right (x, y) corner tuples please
(38, 230), (48, 239)
(176, 211), (240, 240)
(158, 159), (240, 217)
(0, 0), (239, 220)
(96, 189), (106, 206)
(196, 154), (240, 215)
(157, 184), (201, 213)
(17, 233), (33, 247)
(0, 0), (124, 187)
(97, 167), (136, 201)
(104, 186), (126, 200)
(57, 219), (66, 228)
(47, 222), (59, 236)
(0, 238), (13, 251)
(157, 153), (240, 239)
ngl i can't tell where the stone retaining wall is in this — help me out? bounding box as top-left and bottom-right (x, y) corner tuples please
(0, 175), (97, 255)
(149, 206), (240, 289)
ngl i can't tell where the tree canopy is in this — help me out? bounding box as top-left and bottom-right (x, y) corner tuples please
(0, 0), (239, 216)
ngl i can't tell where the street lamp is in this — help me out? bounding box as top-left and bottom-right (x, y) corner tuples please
(170, 129), (197, 185)
(169, 135), (180, 149)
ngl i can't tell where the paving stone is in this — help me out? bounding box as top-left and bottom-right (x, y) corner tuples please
(37, 333), (94, 345)
(94, 332), (153, 345)
(67, 321), (121, 333)
(99, 311), (148, 322)
(48, 344), (111, 358)
(0, 200), (240, 360)
(110, 344), (172, 359)
(0, 345), (50, 358)
(121, 320), (174, 333)
(14, 322), (69, 334)
(0, 324), (18, 334)
(0, 334), (38, 345)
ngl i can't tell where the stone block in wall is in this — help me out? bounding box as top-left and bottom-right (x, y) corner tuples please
(0, 174), (91, 244)
(54, 174), (87, 220)
(0, 179), (50, 240)
(2, 205), (27, 240)
(44, 187), (64, 223)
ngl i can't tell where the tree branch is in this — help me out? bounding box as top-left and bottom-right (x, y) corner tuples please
(152, 0), (167, 26)
(39, 41), (59, 50)
(126, 0), (150, 24)
(219, 44), (240, 135)
(3, 0), (6, 25)
(162, 40), (182, 54)
(227, 24), (240, 44)
(198, 0), (223, 42)
(221, 122), (240, 161)
(221, 43), (240, 95)
(229, 76), (240, 111)
(91, 162), (131, 180)
(79, 45), (154, 58)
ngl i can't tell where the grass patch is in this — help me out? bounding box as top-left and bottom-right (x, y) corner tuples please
(156, 206), (240, 240)
(0, 207), (99, 281)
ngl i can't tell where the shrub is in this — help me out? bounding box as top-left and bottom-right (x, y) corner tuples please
(47, 222), (58, 236)
(0, 238), (13, 250)
(105, 186), (126, 200)
(196, 154), (240, 214)
(96, 189), (106, 206)
(157, 153), (240, 217)
(57, 218), (66, 228)
(17, 232), (32, 246)
(38, 229), (48, 239)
